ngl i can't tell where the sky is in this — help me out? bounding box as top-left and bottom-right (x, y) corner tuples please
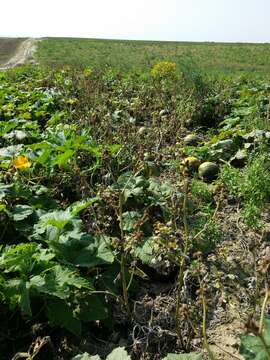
(1, 0), (269, 43)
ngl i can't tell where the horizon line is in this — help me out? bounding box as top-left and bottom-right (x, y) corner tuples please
(0, 35), (269, 45)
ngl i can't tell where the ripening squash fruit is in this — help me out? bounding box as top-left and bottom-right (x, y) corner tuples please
(198, 162), (219, 182)
(182, 156), (200, 173)
(138, 126), (146, 135)
(143, 152), (154, 161)
(159, 109), (169, 117)
(183, 134), (200, 146)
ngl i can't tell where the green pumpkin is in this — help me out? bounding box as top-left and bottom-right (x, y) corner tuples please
(198, 162), (219, 182)
(184, 134), (200, 146)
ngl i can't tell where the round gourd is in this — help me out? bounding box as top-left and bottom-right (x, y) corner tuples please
(143, 152), (154, 161)
(159, 109), (169, 117)
(138, 126), (146, 135)
(198, 162), (219, 182)
(184, 134), (200, 146)
(182, 156), (200, 172)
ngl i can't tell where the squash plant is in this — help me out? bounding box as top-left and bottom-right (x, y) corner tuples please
(72, 348), (202, 360)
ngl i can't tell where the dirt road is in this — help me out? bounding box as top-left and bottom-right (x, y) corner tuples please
(0, 38), (38, 70)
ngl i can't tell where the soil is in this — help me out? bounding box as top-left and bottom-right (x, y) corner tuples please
(0, 38), (38, 70)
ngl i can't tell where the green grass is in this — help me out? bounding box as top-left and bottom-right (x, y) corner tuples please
(220, 151), (270, 229)
(37, 37), (270, 78)
(0, 38), (26, 65)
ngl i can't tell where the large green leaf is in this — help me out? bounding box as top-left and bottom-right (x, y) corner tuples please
(12, 204), (34, 221)
(163, 353), (202, 360)
(3, 279), (32, 316)
(134, 237), (155, 265)
(53, 149), (75, 167)
(34, 211), (70, 235)
(106, 347), (131, 360)
(30, 264), (93, 300)
(112, 173), (149, 203)
(4, 129), (28, 140)
(240, 318), (270, 360)
(0, 243), (54, 275)
(55, 232), (114, 267)
(47, 299), (81, 336)
(34, 198), (99, 236)
(72, 354), (100, 360)
(71, 348), (131, 360)
(19, 280), (32, 316)
(0, 182), (31, 201)
(0, 144), (23, 158)
(3, 278), (23, 310)
(240, 336), (268, 360)
(77, 294), (108, 322)
(69, 198), (100, 216)
(148, 178), (175, 198)
(122, 211), (142, 232)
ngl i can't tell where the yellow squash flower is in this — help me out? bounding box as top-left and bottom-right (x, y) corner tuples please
(13, 156), (32, 170)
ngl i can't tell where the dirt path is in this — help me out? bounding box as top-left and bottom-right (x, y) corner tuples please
(0, 38), (38, 70)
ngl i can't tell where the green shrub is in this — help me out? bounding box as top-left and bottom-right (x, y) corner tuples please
(191, 179), (213, 205)
(220, 152), (270, 228)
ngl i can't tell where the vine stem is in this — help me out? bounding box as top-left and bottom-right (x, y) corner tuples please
(201, 286), (216, 360)
(213, 343), (243, 360)
(175, 178), (190, 349)
(193, 199), (220, 241)
(258, 287), (270, 359)
(259, 287), (269, 335)
(118, 193), (131, 316)
(90, 290), (119, 300)
(116, 168), (146, 317)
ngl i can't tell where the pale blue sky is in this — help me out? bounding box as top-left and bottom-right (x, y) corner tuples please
(1, 0), (269, 43)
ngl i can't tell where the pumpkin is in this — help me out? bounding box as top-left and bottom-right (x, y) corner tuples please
(182, 156), (200, 173)
(198, 162), (219, 182)
(183, 134), (200, 146)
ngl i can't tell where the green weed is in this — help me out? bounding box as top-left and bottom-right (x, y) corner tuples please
(220, 152), (270, 228)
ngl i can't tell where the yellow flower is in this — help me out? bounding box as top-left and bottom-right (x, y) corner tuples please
(13, 156), (32, 170)
(83, 68), (92, 77)
(151, 61), (177, 79)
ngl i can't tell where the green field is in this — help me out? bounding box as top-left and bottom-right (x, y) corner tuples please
(1, 38), (270, 359)
(0, 38), (25, 65)
(37, 37), (270, 77)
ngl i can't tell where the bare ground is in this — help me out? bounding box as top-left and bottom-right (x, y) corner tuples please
(0, 38), (38, 70)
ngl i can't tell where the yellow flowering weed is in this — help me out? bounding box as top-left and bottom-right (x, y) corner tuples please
(13, 156), (32, 170)
(151, 61), (177, 79)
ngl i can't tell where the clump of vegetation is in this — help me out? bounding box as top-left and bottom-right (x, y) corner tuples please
(220, 151), (270, 228)
(151, 60), (177, 79)
(36, 38), (270, 78)
(1, 38), (270, 360)
(191, 179), (213, 205)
